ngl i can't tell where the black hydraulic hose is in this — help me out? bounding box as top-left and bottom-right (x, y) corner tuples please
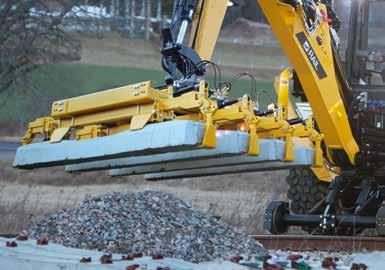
(287, 118), (304, 125)
(217, 99), (239, 109)
(254, 109), (275, 117)
(173, 84), (200, 97)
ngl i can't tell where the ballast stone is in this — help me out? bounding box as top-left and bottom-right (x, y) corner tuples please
(26, 191), (268, 263)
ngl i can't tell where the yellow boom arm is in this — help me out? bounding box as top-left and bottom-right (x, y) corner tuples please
(258, 0), (359, 165)
(189, 0), (228, 61)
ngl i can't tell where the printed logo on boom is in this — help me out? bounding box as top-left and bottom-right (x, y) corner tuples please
(302, 41), (320, 71)
(295, 32), (327, 79)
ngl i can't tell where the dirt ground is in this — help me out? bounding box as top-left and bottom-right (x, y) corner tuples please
(0, 155), (288, 235)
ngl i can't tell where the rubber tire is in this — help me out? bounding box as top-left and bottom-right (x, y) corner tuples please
(286, 168), (328, 215)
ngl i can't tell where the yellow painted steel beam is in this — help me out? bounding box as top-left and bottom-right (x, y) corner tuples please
(51, 81), (168, 118)
(190, 0), (228, 60)
(58, 104), (156, 128)
(275, 68), (297, 120)
(158, 92), (201, 112)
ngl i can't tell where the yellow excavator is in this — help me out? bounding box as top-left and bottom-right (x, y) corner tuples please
(14, 0), (385, 235)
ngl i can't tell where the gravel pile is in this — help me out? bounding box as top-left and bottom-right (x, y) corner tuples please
(26, 191), (267, 263)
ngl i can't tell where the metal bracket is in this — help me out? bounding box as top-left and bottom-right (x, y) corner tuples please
(376, 204), (385, 236)
(51, 127), (71, 143)
(312, 133), (324, 167)
(75, 125), (107, 141)
(197, 81), (216, 148)
(21, 117), (57, 145)
(283, 127), (295, 161)
(130, 113), (153, 131)
(248, 123), (260, 156)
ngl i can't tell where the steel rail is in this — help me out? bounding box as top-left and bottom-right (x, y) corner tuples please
(253, 234), (385, 252)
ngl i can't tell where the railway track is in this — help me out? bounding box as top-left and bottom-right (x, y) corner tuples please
(254, 234), (385, 252)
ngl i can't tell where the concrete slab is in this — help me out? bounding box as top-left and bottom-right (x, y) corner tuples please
(109, 139), (312, 177)
(143, 162), (308, 180)
(13, 120), (205, 169)
(0, 237), (251, 270)
(143, 146), (314, 180)
(65, 130), (249, 173)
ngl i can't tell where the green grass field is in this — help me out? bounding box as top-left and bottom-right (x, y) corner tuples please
(0, 64), (274, 134)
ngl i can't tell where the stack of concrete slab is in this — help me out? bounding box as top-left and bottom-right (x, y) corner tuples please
(140, 140), (314, 180)
(64, 129), (250, 173)
(13, 120), (314, 177)
(13, 120), (205, 169)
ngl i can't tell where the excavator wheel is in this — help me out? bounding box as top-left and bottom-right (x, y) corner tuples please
(286, 168), (328, 233)
(286, 168), (328, 215)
